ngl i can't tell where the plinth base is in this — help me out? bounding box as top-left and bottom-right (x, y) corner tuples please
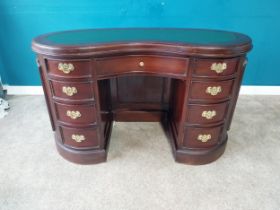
(55, 139), (108, 164)
(172, 138), (227, 165)
(165, 120), (228, 165)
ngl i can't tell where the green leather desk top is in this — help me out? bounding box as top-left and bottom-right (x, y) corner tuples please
(38, 28), (250, 46)
(32, 28), (252, 56)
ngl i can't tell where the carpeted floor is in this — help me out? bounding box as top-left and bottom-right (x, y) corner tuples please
(0, 95), (279, 210)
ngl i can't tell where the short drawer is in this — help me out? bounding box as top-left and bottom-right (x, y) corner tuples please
(190, 79), (234, 100)
(60, 126), (99, 149)
(96, 55), (188, 78)
(50, 80), (94, 101)
(183, 125), (223, 148)
(186, 102), (229, 124)
(55, 103), (97, 124)
(193, 58), (238, 77)
(46, 59), (91, 78)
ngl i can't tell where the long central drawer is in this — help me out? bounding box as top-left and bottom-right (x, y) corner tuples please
(96, 55), (189, 78)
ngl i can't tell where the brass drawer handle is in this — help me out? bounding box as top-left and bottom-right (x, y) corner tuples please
(211, 62), (227, 73)
(202, 110), (216, 120)
(197, 134), (211, 143)
(58, 63), (75, 74)
(206, 86), (222, 96)
(62, 86), (77, 96)
(139, 61), (145, 67)
(71, 134), (85, 143)
(67, 110), (81, 119)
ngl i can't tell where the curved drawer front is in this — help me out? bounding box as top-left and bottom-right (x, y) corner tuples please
(60, 126), (99, 149)
(96, 55), (188, 78)
(190, 79), (234, 100)
(46, 59), (91, 78)
(55, 103), (97, 124)
(193, 58), (238, 77)
(183, 125), (223, 148)
(186, 102), (229, 124)
(50, 80), (94, 101)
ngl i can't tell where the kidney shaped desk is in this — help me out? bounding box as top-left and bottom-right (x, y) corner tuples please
(32, 28), (252, 165)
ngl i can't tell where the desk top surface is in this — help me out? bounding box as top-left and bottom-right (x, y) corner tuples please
(32, 28), (252, 56)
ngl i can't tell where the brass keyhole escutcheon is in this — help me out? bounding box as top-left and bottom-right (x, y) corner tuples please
(71, 134), (86, 143)
(197, 134), (211, 143)
(201, 110), (216, 120)
(206, 86), (222, 96)
(66, 110), (81, 119)
(58, 63), (75, 74)
(62, 86), (77, 96)
(211, 62), (227, 74)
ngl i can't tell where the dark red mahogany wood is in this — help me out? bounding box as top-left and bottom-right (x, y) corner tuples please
(32, 28), (252, 165)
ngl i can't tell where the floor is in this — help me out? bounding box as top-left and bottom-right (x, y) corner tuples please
(0, 95), (279, 210)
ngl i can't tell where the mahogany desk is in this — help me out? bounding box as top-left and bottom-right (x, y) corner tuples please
(32, 28), (252, 165)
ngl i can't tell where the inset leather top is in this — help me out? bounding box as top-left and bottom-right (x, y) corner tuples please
(32, 28), (252, 57)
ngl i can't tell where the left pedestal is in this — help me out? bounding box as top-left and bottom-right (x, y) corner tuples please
(37, 57), (110, 164)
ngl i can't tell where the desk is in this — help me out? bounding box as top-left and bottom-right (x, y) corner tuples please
(32, 28), (252, 165)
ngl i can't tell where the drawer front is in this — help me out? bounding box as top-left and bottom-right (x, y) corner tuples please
(46, 59), (91, 78)
(186, 102), (229, 124)
(193, 58), (238, 77)
(60, 126), (99, 148)
(50, 80), (94, 101)
(55, 103), (97, 124)
(183, 126), (223, 148)
(190, 80), (234, 100)
(96, 55), (188, 77)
